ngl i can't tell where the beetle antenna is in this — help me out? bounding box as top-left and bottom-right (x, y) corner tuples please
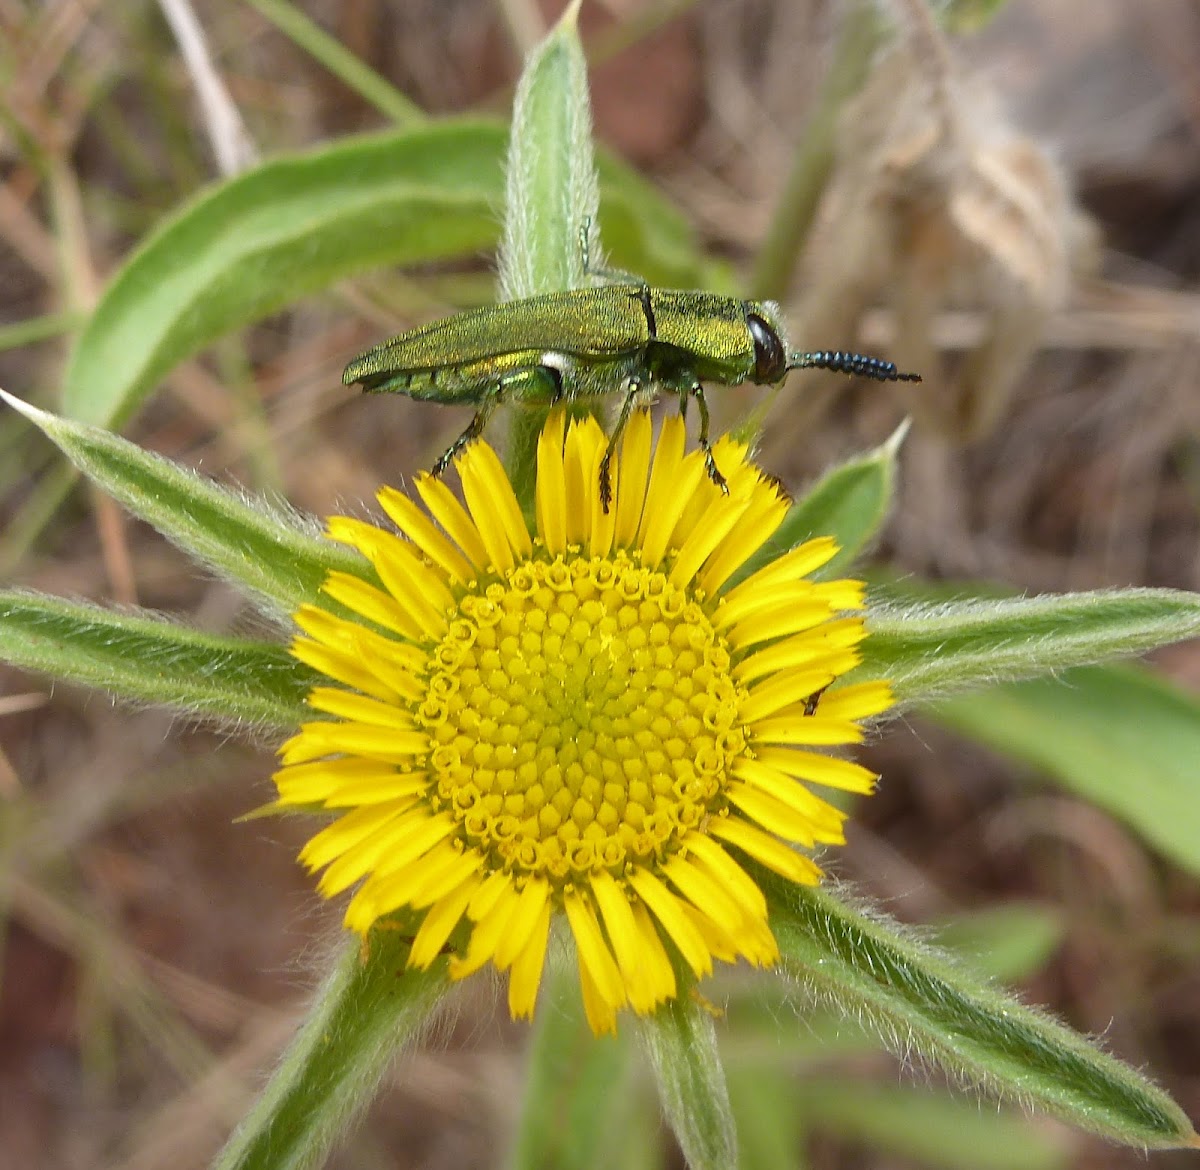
(789, 351), (921, 383)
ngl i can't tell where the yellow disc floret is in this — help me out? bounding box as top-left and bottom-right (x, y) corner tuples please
(422, 551), (742, 883)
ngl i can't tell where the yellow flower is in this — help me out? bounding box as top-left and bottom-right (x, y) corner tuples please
(274, 411), (892, 1034)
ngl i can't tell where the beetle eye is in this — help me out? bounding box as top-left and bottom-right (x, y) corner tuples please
(747, 313), (786, 383)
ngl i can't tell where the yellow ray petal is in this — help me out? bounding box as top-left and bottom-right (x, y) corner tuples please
(409, 847), (486, 908)
(535, 409), (569, 554)
(723, 537), (839, 601)
(815, 680), (894, 721)
(377, 485), (475, 583)
(467, 869), (513, 921)
(349, 842), (475, 922)
(726, 779), (844, 847)
(305, 687), (418, 730)
(752, 747), (878, 794)
(591, 870), (670, 1011)
(299, 802), (419, 871)
(293, 605), (416, 665)
(508, 898), (552, 1020)
(811, 579), (866, 611)
(683, 832), (768, 919)
(345, 835), (460, 926)
(710, 580), (802, 629)
(638, 417), (707, 569)
(563, 890), (626, 1009)
(681, 895), (776, 967)
(628, 867), (713, 977)
(732, 622), (865, 683)
(493, 879), (551, 971)
(291, 603), (358, 646)
(452, 878), (521, 979)
(680, 901), (739, 963)
(345, 629), (428, 702)
(321, 572), (424, 640)
(733, 758), (849, 829)
(344, 809), (456, 885)
(563, 414), (603, 547)
(668, 489), (751, 591)
(289, 637), (400, 703)
(631, 900), (677, 1005)
(696, 482), (789, 595)
(414, 473), (490, 570)
(370, 541), (454, 637)
(279, 720), (428, 766)
(613, 411), (652, 546)
(748, 715), (864, 747)
(709, 815), (822, 885)
(303, 770), (425, 809)
(324, 515), (403, 562)
(459, 441), (531, 571)
(738, 668), (840, 725)
(563, 415), (610, 551)
(406, 877), (478, 966)
(727, 603), (850, 651)
(577, 947), (619, 1036)
(671, 434), (751, 548)
(396, 844), (484, 912)
(661, 854), (744, 934)
(272, 757), (408, 805)
(293, 609), (429, 697)
(318, 810), (453, 896)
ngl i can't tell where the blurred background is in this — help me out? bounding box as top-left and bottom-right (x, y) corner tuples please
(2, 1), (1199, 1167)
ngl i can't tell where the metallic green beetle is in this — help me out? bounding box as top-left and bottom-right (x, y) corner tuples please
(343, 284), (919, 509)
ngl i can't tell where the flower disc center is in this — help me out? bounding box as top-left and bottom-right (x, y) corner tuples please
(418, 551), (746, 882)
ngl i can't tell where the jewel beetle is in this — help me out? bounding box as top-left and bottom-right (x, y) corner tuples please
(343, 284), (919, 509)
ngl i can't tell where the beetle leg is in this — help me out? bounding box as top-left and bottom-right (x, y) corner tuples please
(431, 386), (501, 477)
(430, 367), (556, 477)
(599, 376), (643, 513)
(691, 382), (728, 496)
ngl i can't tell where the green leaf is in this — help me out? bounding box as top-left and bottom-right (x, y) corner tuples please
(931, 664), (1200, 877)
(213, 932), (448, 1170)
(61, 118), (709, 432)
(499, 0), (596, 300)
(768, 879), (1196, 1148)
(64, 120), (498, 429)
(499, 2), (604, 508)
(638, 993), (737, 1170)
(727, 422), (907, 590)
(793, 1080), (1069, 1170)
(861, 588), (1200, 703)
(3, 392), (365, 619)
(721, 907), (1064, 1072)
(0, 590), (312, 730)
